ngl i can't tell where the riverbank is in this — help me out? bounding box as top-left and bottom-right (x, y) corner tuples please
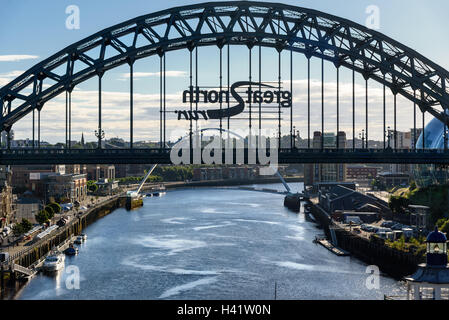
(306, 199), (422, 279)
(1, 195), (127, 299)
(2, 177), (302, 299)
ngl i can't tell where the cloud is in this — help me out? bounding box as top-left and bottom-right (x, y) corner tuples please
(10, 79), (428, 144)
(0, 55), (39, 62)
(119, 71), (187, 81)
(0, 70), (24, 86)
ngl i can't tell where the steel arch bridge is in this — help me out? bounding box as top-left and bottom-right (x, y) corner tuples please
(1, 1), (449, 165)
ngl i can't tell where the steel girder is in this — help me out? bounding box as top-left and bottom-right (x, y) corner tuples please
(1, 1), (449, 132)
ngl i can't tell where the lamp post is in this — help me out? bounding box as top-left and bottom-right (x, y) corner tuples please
(292, 126), (297, 149)
(386, 126), (391, 149)
(359, 130), (365, 149)
(95, 128), (105, 149)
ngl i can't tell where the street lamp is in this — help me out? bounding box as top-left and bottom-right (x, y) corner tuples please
(359, 129), (365, 149)
(292, 126), (297, 149)
(95, 128), (105, 149)
(386, 126), (391, 149)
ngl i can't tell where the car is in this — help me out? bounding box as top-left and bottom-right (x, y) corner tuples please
(376, 227), (392, 234)
(391, 223), (404, 231)
(381, 221), (395, 228)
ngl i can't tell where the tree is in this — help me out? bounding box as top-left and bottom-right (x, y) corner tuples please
(36, 209), (51, 224)
(389, 195), (410, 215)
(12, 219), (33, 236)
(47, 202), (61, 214)
(21, 219), (32, 233)
(12, 224), (24, 236)
(44, 205), (55, 219)
(441, 220), (449, 235)
(87, 182), (98, 193)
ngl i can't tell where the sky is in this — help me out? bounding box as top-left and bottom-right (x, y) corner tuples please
(1, 0), (448, 144)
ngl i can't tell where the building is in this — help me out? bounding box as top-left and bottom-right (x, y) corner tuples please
(346, 165), (382, 180)
(66, 164), (82, 175)
(409, 205), (431, 230)
(304, 132), (347, 186)
(30, 173), (87, 203)
(96, 179), (119, 196)
(192, 166), (256, 181)
(16, 196), (41, 224)
(0, 130), (13, 148)
(377, 172), (410, 187)
(44, 174), (87, 203)
(11, 165), (65, 191)
(115, 164), (147, 178)
(0, 166), (14, 228)
(331, 211), (380, 224)
(318, 184), (390, 215)
(387, 129), (421, 174)
(85, 165), (116, 181)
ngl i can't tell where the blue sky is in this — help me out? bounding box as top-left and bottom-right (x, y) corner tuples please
(1, 0), (448, 143)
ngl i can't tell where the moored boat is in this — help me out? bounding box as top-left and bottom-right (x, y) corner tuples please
(64, 244), (79, 256)
(74, 235), (84, 244)
(42, 251), (65, 272)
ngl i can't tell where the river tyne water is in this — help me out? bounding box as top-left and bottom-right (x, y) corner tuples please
(16, 183), (407, 300)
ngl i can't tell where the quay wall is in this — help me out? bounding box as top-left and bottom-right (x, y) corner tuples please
(12, 196), (126, 270)
(334, 227), (423, 278)
(307, 200), (423, 278)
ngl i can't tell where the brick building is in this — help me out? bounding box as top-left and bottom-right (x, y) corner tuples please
(346, 165), (382, 180)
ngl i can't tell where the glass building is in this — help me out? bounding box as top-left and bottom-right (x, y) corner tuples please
(413, 116), (449, 187)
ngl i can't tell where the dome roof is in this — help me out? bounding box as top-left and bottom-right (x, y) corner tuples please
(427, 227), (447, 243)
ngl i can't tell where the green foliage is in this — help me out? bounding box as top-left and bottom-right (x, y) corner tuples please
(388, 195), (410, 214)
(44, 205), (55, 218)
(47, 202), (61, 214)
(153, 166), (193, 182)
(59, 196), (71, 204)
(388, 184), (449, 224)
(87, 180), (99, 193)
(21, 219), (32, 232)
(36, 209), (52, 224)
(441, 220), (449, 234)
(117, 165), (194, 185)
(12, 219), (33, 236)
(437, 218), (447, 229)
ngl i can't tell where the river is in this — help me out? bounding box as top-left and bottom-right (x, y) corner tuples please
(16, 183), (406, 300)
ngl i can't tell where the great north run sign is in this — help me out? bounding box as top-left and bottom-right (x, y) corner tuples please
(175, 81), (292, 121)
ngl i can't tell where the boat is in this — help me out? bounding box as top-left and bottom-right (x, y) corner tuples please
(74, 235), (84, 244)
(42, 251), (65, 272)
(80, 234), (87, 241)
(64, 244), (79, 256)
(314, 236), (350, 257)
(152, 192), (160, 197)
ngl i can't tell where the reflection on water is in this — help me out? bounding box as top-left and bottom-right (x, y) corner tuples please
(16, 183), (406, 300)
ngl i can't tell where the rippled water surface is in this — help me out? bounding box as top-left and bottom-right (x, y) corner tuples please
(17, 183), (406, 300)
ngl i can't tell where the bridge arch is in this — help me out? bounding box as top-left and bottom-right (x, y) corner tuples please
(1, 1), (449, 136)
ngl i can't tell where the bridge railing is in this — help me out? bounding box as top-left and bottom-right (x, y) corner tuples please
(1, 147), (448, 154)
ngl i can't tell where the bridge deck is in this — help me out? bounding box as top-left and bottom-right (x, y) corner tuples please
(0, 148), (448, 165)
